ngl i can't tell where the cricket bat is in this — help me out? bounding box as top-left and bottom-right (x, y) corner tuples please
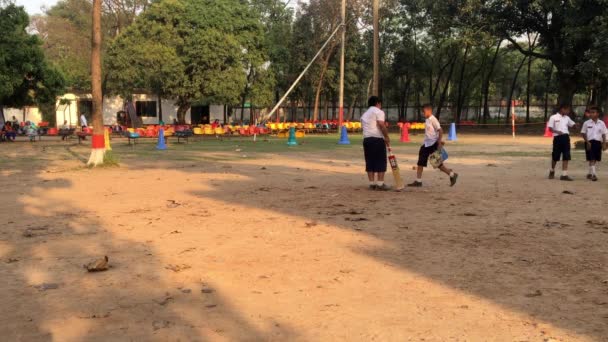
(387, 146), (405, 190)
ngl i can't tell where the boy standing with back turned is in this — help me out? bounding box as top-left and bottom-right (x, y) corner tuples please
(581, 106), (607, 181)
(548, 104), (576, 181)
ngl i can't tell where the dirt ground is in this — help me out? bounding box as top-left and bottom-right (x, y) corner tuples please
(0, 134), (607, 341)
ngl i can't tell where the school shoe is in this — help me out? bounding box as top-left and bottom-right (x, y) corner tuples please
(368, 185), (377, 190)
(587, 174), (593, 180)
(450, 173), (459, 187)
(548, 171), (555, 179)
(591, 175), (598, 182)
(375, 184), (392, 191)
(559, 176), (574, 181)
(407, 181), (422, 187)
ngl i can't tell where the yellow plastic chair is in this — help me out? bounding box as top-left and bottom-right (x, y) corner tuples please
(214, 127), (224, 135)
(204, 127), (214, 135)
(193, 127), (203, 135)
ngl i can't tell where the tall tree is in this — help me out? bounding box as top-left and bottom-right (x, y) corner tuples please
(486, 0), (608, 105)
(87, 0), (105, 166)
(106, 0), (267, 123)
(0, 4), (65, 121)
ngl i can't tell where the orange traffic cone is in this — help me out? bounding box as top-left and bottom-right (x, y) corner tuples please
(543, 122), (552, 137)
(400, 124), (410, 143)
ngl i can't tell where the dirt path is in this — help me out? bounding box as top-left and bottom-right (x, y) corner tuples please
(0, 135), (606, 341)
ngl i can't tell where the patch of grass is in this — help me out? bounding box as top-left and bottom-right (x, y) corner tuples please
(101, 150), (120, 167)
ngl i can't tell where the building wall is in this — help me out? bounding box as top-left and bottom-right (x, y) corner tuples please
(55, 93), (225, 127)
(4, 107), (41, 124)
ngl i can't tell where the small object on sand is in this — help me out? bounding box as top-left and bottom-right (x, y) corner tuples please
(525, 290), (543, 297)
(305, 221), (317, 228)
(562, 190), (574, 195)
(486, 163), (498, 167)
(84, 256), (109, 272)
(345, 217), (368, 222)
(165, 264), (191, 273)
(35, 283), (59, 291)
(181, 288), (192, 294)
(6, 258), (19, 264)
(235, 149), (242, 152)
(201, 287), (214, 294)
(166, 200), (181, 208)
(261, 167), (267, 170)
(463, 212), (477, 217)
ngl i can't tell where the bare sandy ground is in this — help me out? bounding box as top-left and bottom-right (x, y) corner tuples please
(0, 135), (606, 341)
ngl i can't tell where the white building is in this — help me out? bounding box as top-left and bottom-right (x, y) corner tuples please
(3, 107), (42, 124)
(55, 93), (225, 127)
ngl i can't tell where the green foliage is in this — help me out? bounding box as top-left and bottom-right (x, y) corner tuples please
(0, 4), (65, 113)
(105, 0), (270, 113)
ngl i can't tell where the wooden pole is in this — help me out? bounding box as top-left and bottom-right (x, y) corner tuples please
(372, 0), (379, 96)
(338, 0), (346, 128)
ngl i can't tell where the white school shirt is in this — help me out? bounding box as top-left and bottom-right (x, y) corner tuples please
(80, 115), (88, 127)
(581, 119), (607, 142)
(424, 115), (441, 147)
(361, 106), (386, 139)
(548, 113), (575, 136)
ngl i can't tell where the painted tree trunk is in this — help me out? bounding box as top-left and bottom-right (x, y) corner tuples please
(87, 0), (105, 167)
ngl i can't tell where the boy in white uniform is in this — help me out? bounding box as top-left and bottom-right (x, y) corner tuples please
(548, 104), (576, 181)
(407, 104), (458, 187)
(581, 106), (607, 181)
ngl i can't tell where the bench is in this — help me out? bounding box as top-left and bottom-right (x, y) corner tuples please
(76, 132), (92, 143)
(174, 130), (193, 144)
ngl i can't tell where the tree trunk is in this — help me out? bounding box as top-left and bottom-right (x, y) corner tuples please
(544, 64), (553, 121)
(556, 70), (577, 107)
(177, 102), (190, 124)
(506, 56), (527, 124)
(436, 59), (456, 119)
(455, 44), (470, 124)
(483, 40), (502, 124)
(87, 0), (105, 167)
(157, 94), (163, 123)
(313, 63), (330, 121)
(526, 54), (532, 123)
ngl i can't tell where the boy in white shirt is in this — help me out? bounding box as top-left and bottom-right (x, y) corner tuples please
(581, 106), (607, 181)
(548, 104), (576, 181)
(407, 104), (458, 187)
(361, 96), (391, 191)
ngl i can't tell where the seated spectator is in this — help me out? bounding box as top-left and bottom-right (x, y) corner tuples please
(59, 120), (71, 140)
(4, 122), (16, 141)
(2, 121), (17, 141)
(211, 119), (221, 129)
(25, 122), (37, 141)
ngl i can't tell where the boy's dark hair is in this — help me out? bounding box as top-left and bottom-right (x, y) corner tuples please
(422, 103), (433, 110)
(368, 96), (382, 107)
(559, 103), (571, 110)
(587, 105), (601, 113)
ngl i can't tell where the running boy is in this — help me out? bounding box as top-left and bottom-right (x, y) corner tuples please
(581, 106), (607, 181)
(548, 104), (576, 180)
(407, 104), (458, 187)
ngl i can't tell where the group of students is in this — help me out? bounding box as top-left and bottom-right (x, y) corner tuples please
(361, 96), (458, 190)
(548, 104), (607, 181)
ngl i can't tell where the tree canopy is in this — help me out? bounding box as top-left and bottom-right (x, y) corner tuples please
(0, 3), (64, 117)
